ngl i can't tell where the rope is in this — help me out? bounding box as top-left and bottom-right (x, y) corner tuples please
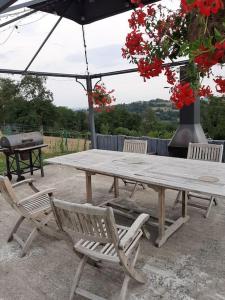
(82, 25), (90, 76)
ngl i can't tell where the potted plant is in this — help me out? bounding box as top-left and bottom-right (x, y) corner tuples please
(89, 82), (116, 112)
(122, 0), (225, 109)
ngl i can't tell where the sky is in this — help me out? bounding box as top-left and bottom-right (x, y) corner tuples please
(0, 0), (224, 109)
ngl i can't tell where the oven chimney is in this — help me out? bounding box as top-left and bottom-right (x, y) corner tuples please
(168, 65), (207, 158)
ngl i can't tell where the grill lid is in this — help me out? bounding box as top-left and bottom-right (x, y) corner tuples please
(0, 132), (43, 149)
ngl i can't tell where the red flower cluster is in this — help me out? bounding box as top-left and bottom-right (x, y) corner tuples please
(181, 0), (224, 16)
(130, 0), (144, 8)
(130, 0), (142, 4)
(164, 67), (177, 85)
(137, 57), (163, 81)
(214, 77), (225, 93)
(170, 82), (195, 109)
(129, 9), (146, 29)
(89, 83), (116, 112)
(194, 44), (225, 71)
(198, 85), (213, 97)
(124, 31), (144, 56)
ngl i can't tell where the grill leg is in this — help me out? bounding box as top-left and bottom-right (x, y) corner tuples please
(38, 149), (44, 177)
(29, 150), (33, 175)
(15, 152), (23, 182)
(5, 155), (12, 181)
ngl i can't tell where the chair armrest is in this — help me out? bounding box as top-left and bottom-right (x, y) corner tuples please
(17, 188), (56, 205)
(12, 178), (36, 188)
(119, 213), (149, 250)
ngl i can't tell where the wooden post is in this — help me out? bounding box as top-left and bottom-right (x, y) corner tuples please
(86, 76), (97, 149)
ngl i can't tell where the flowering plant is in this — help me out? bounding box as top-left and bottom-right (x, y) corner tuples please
(122, 0), (225, 109)
(89, 82), (116, 112)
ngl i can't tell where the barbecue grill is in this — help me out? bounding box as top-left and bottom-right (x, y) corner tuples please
(0, 132), (48, 181)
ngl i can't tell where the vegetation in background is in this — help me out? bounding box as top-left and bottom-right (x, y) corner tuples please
(0, 76), (225, 140)
(201, 96), (225, 139)
(0, 76), (88, 133)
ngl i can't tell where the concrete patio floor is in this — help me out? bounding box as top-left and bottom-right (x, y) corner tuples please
(1, 164), (225, 300)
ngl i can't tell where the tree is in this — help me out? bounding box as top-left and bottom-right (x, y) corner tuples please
(19, 76), (53, 102)
(201, 96), (225, 139)
(0, 78), (21, 124)
(141, 108), (159, 133)
(0, 76), (56, 129)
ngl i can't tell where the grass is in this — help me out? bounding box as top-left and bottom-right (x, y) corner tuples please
(0, 135), (89, 176)
(0, 154), (5, 174)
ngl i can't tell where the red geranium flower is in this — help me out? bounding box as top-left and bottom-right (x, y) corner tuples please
(194, 45), (224, 71)
(124, 31), (145, 55)
(195, 0), (224, 16)
(137, 57), (163, 81)
(214, 77), (225, 93)
(198, 85), (213, 97)
(170, 82), (195, 109)
(164, 67), (177, 85)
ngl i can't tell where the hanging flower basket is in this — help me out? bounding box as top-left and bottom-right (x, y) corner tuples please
(89, 82), (116, 112)
(122, 0), (225, 109)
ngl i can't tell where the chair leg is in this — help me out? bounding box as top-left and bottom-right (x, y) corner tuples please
(122, 179), (127, 186)
(214, 197), (218, 206)
(70, 256), (87, 300)
(20, 228), (38, 257)
(173, 191), (181, 208)
(204, 197), (215, 218)
(142, 225), (151, 240)
(21, 213), (53, 257)
(119, 245), (145, 300)
(119, 274), (131, 300)
(7, 216), (25, 242)
(130, 182), (138, 198)
(141, 183), (146, 190)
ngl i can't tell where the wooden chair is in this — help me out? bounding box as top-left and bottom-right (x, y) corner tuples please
(0, 176), (56, 257)
(174, 143), (223, 217)
(51, 199), (149, 300)
(110, 139), (148, 198)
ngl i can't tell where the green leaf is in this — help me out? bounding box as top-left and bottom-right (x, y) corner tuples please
(214, 28), (222, 41)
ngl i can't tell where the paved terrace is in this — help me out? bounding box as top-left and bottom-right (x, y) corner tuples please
(1, 164), (225, 300)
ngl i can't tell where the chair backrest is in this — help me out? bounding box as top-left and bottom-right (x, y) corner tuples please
(51, 199), (119, 245)
(187, 143), (223, 162)
(123, 139), (147, 154)
(0, 176), (18, 207)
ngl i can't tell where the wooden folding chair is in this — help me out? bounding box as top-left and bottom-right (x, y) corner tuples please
(0, 176), (56, 257)
(109, 139), (148, 198)
(51, 199), (149, 300)
(174, 143), (223, 217)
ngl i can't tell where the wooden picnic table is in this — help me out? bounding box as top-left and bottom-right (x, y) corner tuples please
(45, 149), (225, 247)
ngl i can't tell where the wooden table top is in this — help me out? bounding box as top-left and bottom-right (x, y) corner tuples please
(45, 149), (225, 198)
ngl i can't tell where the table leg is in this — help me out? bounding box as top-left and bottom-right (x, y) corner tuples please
(114, 177), (119, 198)
(155, 187), (165, 246)
(155, 188), (190, 247)
(86, 172), (92, 203)
(182, 190), (187, 217)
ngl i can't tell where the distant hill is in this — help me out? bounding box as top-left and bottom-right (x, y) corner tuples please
(73, 99), (179, 124)
(117, 99), (179, 123)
